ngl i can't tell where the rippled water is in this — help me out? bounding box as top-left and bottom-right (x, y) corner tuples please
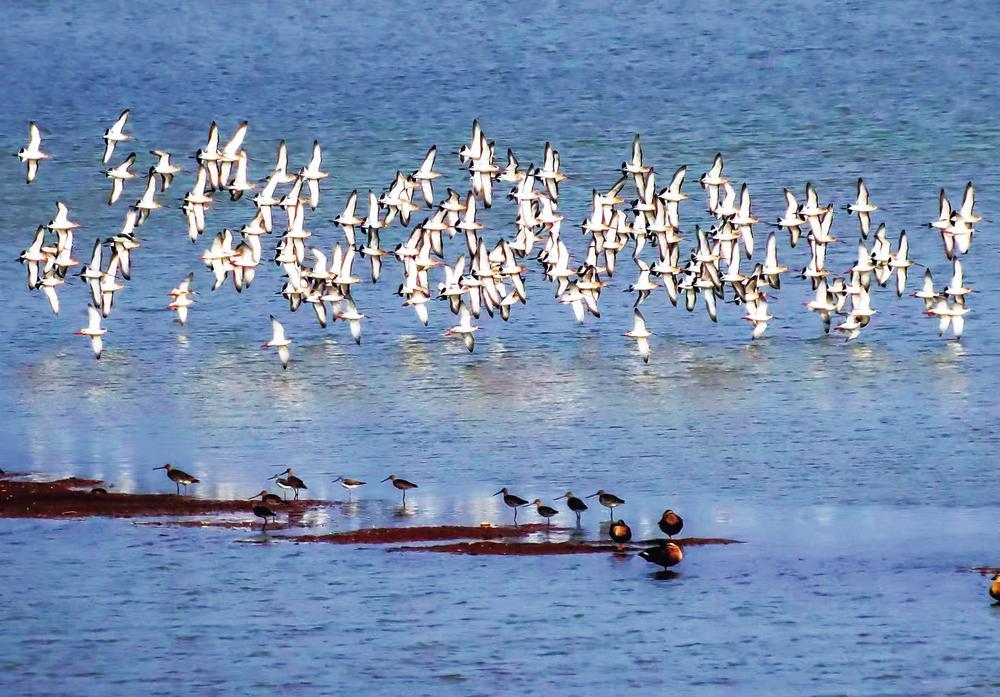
(2, 1), (999, 694)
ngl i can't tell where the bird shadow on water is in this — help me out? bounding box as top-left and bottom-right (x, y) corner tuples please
(236, 530), (277, 544)
(653, 570), (682, 581)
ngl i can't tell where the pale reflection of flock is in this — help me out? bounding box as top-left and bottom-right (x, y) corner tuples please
(16, 114), (981, 367)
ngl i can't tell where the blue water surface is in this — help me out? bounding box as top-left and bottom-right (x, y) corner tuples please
(1, 1), (999, 694)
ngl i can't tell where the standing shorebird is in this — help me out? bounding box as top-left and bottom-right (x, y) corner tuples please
(332, 476), (367, 501)
(269, 468), (308, 500)
(609, 519), (632, 544)
(555, 492), (588, 526)
(382, 475), (418, 505)
(658, 510), (684, 539)
(528, 499), (559, 529)
(248, 490), (285, 507)
(493, 487), (530, 526)
(248, 493), (281, 530)
(990, 573), (1000, 603)
(153, 464), (199, 495)
(251, 503), (278, 530)
(587, 489), (625, 520)
(639, 541), (684, 569)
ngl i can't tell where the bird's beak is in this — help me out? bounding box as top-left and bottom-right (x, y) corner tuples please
(246, 496), (258, 500)
(380, 476), (391, 483)
(554, 494), (567, 500)
(153, 465), (166, 470)
(585, 493), (598, 498)
(266, 474), (277, 480)
(492, 490), (503, 496)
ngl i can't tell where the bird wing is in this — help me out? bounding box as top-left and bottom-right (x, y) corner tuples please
(270, 315), (287, 343)
(632, 308), (647, 335)
(28, 122), (42, 150)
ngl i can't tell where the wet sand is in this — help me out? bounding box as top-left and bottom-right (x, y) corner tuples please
(0, 475), (742, 557)
(0, 475), (319, 519)
(292, 524), (549, 544)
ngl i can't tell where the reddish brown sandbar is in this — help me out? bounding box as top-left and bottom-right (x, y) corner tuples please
(970, 566), (1000, 576)
(134, 519), (302, 530)
(391, 536), (744, 555)
(0, 476), (319, 519)
(291, 524), (552, 544)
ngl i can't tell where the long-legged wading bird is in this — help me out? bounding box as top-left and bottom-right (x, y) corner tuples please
(493, 487), (530, 526)
(249, 490), (285, 507)
(153, 463), (199, 495)
(554, 492), (588, 526)
(269, 468), (308, 500)
(587, 489), (625, 520)
(382, 475), (418, 505)
(251, 503), (278, 530)
(528, 499), (559, 529)
(333, 476), (367, 501)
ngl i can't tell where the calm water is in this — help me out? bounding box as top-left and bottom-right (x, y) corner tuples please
(2, 1), (1000, 694)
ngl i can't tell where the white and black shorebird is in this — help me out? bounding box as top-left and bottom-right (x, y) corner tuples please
(102, 109), (131, 164)
(844, 177), (878, 238)
(262, 315), (291, 369)
(168, 273), (195, 325)
(299, 140), (329, 208)
(269, 468), (308, 500)
(104, 152), (136, 205)
(624, 308), (652, 363)
(444, 302), (478, 352)
(75, 305), (107, 359)
(17, 122), (49, 183)
(332, 476), (367, 501)
(150, 150), (181, 190)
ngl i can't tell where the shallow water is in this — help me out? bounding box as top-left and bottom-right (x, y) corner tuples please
(1, 1), (1000, 694)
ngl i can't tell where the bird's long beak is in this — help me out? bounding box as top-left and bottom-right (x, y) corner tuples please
(554, 494), (567, 500)
(266, 474), (278, 480)
(153, 465), (166, 470)
(585, 493), (598, 498)
(246, 495), (258, 500)
(380, 476), (391, 482)
(492, 490), (503, 496)
(332, 477), (342, 483)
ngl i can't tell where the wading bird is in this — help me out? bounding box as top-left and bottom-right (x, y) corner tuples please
(493, 487), (530, 526)
(382, 475), (418, 505)
(153, 463), (199, 495)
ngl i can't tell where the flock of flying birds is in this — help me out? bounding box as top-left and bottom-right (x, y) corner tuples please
(15, 113), (982, 367)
